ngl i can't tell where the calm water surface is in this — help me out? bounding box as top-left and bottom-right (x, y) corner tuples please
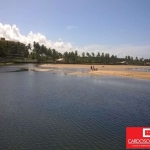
(0, 64), (150, 150)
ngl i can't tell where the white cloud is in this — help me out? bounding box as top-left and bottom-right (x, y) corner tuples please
(67, 26), (77, 30)
(0, 23), (73, 53)
(0, 23), (150, 58)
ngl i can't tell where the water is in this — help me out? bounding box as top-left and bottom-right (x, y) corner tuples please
(0, 64), (150, 150)
(127, 67), (150, 72)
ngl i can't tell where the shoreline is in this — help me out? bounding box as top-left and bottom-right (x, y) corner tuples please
(0, 62), (14, 66)
(38, 64), (150, 80)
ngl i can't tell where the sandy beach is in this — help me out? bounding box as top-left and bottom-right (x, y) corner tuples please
(38, 64), (150, 80)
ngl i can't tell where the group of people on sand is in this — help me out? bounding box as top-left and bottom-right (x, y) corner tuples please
(91, 66), (98, 71)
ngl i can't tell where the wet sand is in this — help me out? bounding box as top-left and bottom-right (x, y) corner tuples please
(38, 64), (150, 80)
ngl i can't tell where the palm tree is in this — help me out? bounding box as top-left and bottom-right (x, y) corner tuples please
(64, 51), (69, 63)
(82, 52), (85, 63)
(96, 52), (100, 62)
(92, 52), (95, 57)
(75, 51), (78, 63)
(92, 52), (95, 62)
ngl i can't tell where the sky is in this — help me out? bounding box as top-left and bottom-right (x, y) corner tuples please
(0, 0), (150, 58)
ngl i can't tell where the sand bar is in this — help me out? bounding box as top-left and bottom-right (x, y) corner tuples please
(39, 64), (150, 80)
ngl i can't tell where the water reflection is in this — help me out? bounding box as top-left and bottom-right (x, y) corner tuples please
(0, 64), (89, 75)
(0, 64), (150, 149)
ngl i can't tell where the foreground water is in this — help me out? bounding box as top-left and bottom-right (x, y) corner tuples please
(0, 64), (150, 150)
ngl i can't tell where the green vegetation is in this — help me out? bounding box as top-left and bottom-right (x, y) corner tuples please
(0, 40), (150, 65)
(0, 40), (29, 60)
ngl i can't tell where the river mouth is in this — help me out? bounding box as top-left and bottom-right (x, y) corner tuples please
(1, 64), (89, 75)
(1, 64), (150, 80)
(0, 64), (150, 149)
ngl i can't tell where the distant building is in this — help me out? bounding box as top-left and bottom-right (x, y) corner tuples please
(145, 62), (150, 66)
(0, 37), (5, 41)
(0, 37), (25, 58)
(117, 61), (128, 65)
(0, 37), (23, 44)
(56, 58), (65, 63)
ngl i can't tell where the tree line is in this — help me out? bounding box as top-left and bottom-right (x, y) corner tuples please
(0, 40), (150, 65)
(0, 40), (29, 59)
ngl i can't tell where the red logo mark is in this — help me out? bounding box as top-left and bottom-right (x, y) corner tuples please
(126, 127), (150, 149)
(145, 130), (150, 136)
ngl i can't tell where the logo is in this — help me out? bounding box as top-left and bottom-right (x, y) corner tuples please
(126, 127), (150, 149)
(143, 128), (150, 137)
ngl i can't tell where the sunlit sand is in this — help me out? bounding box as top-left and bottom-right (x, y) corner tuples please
(37, 64), (150, 80)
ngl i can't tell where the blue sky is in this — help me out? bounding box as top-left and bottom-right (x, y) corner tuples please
(0, 0), (150, 58)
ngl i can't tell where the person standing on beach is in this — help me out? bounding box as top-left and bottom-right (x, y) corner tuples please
(91, 66), (93, 70)
(93, 66), (95, 70)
